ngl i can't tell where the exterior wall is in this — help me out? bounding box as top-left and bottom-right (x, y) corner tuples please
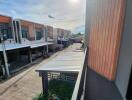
(21, 20), (44, 40)
(57, 28), (71, 39)
(87, 0), (125, 80)
(57, 28), (65, 38)
(85, 0), (91, 48)
(63, 30), (71, 39)
(0, 15), (12, 23)
(53, 28), (58, 44)
(115, 0), (132, 99)
(46, 26), (53, 39)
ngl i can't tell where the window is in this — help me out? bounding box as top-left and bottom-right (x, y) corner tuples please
(0, 23), (13, 40)
(1, 28), (12, 40)
(36, 29), (43, 40)
(21, 27), (28, 38)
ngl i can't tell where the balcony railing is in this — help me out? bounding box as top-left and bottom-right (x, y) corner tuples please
(71, 48), (88, 100)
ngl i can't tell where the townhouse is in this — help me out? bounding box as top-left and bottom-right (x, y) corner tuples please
(0, 16), (53, 77)
(0, 15), (31, 77)
(13, 19), (45, 43)
(13, 19), (54, 61)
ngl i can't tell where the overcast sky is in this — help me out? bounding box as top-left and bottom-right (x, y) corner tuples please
(0, 0), (86, 33)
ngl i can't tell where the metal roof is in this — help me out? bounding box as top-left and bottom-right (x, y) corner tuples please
(30, 42), (53, 48)
(0, 42), (54, 51)
(36, 50), (84, 73)
(0, 43), (30, 51)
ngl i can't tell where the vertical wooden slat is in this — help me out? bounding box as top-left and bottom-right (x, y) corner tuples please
(111, 0), (126, 80)
(87, 0), (126, 80)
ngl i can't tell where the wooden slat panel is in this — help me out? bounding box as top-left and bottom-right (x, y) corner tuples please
(87, 0), (126, 80)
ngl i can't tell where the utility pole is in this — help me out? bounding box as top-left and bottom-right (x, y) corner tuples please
(0, 31), (10, 77)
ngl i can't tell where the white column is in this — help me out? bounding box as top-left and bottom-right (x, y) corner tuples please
(11, 20), (15, 42)
(15, 21), (19, 43)
(43, 27), (45, 42)
(18, 20), (22, 43)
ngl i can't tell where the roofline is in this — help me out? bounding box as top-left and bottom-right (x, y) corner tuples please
(13, 18), (44, 26)
(0, 14), (12, 19)
(56, 28), (71, 32)
(0, 15), (70, 32)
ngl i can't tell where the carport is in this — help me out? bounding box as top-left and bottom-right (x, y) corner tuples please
(29, 42), (54, 62)
(0, 43), (30, 76)
(36, 49), (84, 95)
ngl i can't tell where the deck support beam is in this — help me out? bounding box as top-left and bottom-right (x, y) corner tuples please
(28, 48), (32, 63)
(42, 72), (48, 95)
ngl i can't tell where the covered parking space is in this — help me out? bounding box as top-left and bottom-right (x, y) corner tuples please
(29, 42), (54, 62)
(0, 42), (54, 77)
(0, 43), (30, 76)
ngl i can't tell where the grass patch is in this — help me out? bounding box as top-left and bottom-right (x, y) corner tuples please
(49, 79), (75, 100)
(33, 79), (75, 100)
(33, 93), (48, 100)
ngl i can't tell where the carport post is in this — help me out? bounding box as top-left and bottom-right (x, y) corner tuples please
(46, 45), (48, 53)
(42, 72), (48, 95)
(2, 45), (10, 77)
(42, 46), (45, 58)
(52, 44), (55, 53)
(29, 48), (32, 63)
(0, 32), (10, 77)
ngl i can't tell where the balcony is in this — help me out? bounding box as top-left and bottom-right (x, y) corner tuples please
(71, 48), (124, 100)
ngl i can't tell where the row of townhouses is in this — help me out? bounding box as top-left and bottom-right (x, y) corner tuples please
(0, 15), (71, 78)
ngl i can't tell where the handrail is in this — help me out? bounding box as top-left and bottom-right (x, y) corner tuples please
(71, 48), (87, 100)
